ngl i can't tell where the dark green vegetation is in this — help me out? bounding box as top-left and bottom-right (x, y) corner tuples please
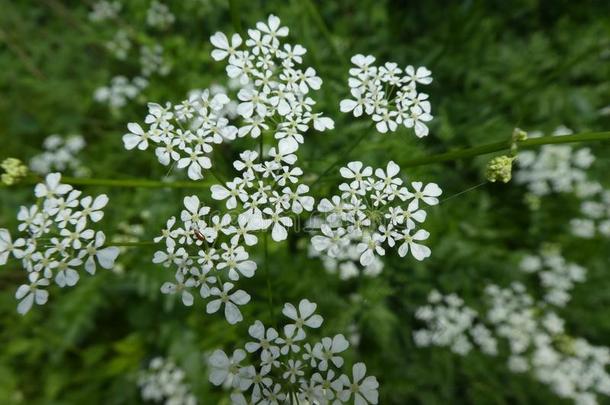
(1, 0), (610, 403)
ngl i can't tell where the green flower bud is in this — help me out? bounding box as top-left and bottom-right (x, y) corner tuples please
(485, 155), (515, 183)
(1, 158), (28, 185)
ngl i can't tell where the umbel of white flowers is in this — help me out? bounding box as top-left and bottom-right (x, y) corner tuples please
(29, 134), (89, 177)
(311, 160), (442, 265)
(138, 357), (197, 405)
(128, 14), (442, 326)
(0, 173), (119, 314)
(207, 298), (379, 405)
(340, 54), (433, 137)
(414, 258), (610, 405)
(123, 13), (334, 181)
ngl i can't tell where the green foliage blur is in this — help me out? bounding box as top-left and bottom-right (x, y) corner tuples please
(1, 0), (610, 403)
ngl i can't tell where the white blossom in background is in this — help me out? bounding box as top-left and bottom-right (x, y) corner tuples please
(519, 246), (586, 307)
(30, 134), (89, 177)
(94, 76), (148, 109)
(414, 275), (610, 404)
(138, 357), (197, 405)
(515, 126), (595, 196)
(310, 160), (441, 265)
(147, 1), (175, 30)
(105, 29), (132, 60)
(570, 188), (610, 239)
(207, 82), (241, 119)
(413, 290), (498, 356)
(111, 211), (150, 274)
(340, 54), (433, 137)
(88, 0), (121, 22)
(0, 173), (119, 314)
(307, 229), (384, 280)
(207, 298), (379, 404)
(485, 283), (610, 405)
(140, 44), (172, 77)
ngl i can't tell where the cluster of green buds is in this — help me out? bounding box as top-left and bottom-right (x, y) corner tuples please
(485, 128), (528, 183)
(1, 158), (28, 185)
(486, 155), (516, 183)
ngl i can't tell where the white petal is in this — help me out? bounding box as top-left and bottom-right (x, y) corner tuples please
(97, 247), (119, 269)
(225, 302), (243, 324)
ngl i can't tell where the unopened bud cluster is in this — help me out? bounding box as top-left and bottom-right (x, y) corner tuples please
(1, 158), (28, 186)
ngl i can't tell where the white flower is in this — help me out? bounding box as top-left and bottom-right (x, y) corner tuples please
(217, 245), (257, 281)
(409, 181), (442, 209)
(245, 320), (280, 357)
(161, 271), (196, 306)
(54, 257), (83, 287)
(15, 272), (50, 315)
(341, 54), (433, 138)
(82, 231), (120, 274)
(396, 227), (431, 260)
(0, 228), (24, 265)
(123, 123), (151, 150)
(282, 299), (323, 337)
(34, 173), (73, 199)
(208, 298), (379, 403)
(211, 32), (243, 61)
(78, 194), (109, 223)
(208, 349), (246, 387)
(138, 357), (197, 405)
(312, 161), (440, 269)
(206, 282), (251, 324)
(313, 334), (349, 371)
(332, 363), (379, 404)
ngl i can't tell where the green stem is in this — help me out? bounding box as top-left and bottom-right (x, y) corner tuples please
(7, 132), (609, 190)
(228, 0), (242, 33)
(400, 131), (610, 168)
(310, 130), (610, 186)
(4, 176), (213, 189)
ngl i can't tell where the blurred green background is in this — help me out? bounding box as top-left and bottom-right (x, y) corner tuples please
(1, 0), (610, 403)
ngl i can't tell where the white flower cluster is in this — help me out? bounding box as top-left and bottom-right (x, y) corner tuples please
(413, 290), (498, 356)
(106, 29), (131, 60)
(307, 236), (384, 280)
(91, 2), (174, 109)
(210, 145), (314, 240)
(0, 173), (119, 314)
(520, 246), (586, 307)
(29, 134), (89, 177)
(207, 299), (379, 405)
(570, 187), (610, 239)
(153, 194), (254, 324)
(125, 13), (335, 179)
(210, 14), (334, 152)
(123, 90), (235, 180)
(94, 75), (148, 109)
(140, 44), (172, 77)
(340, 54), (433, 137)
(515, 126), (595, 196)
(138, 357), (197, 405)
(311, 161), (441, 265)
(414, 278), (610, 405)
(486, 283), (610, 405)
(146, 1), (175, 30)
(88, 0), (121, 22)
